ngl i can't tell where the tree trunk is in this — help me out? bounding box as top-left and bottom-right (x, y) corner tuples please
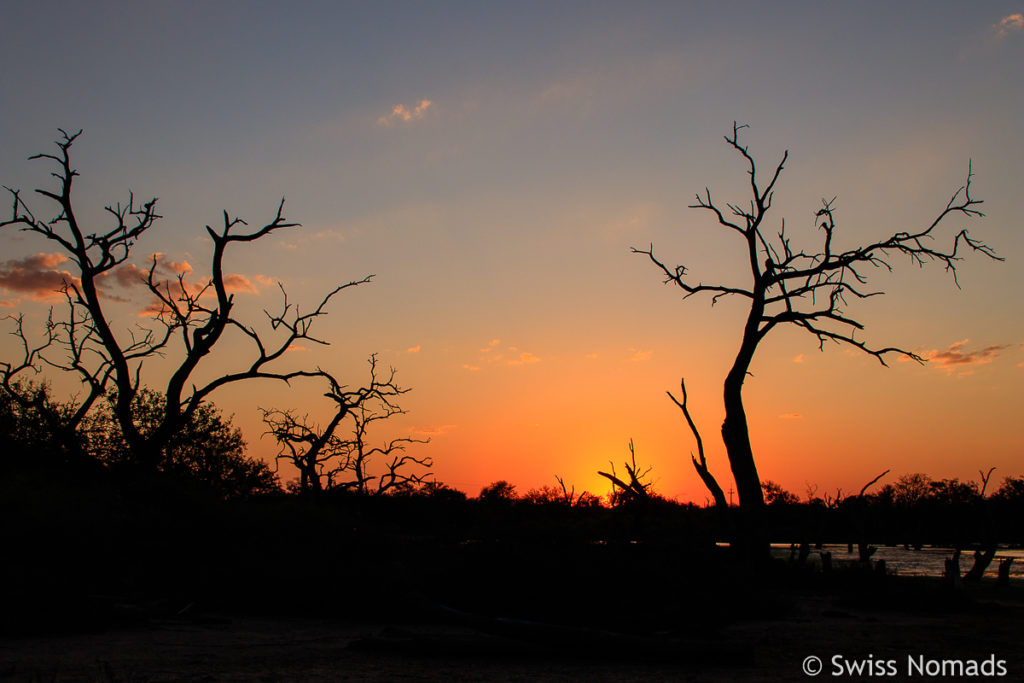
(721, 319), (767, 558)
(964, 546), (997, 582)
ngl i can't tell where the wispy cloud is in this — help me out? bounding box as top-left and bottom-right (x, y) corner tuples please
(167, 259), (192, 274)
(223, 273), (258, 293)
(508, 351), (540, 366)
(104, 257), (192, 291)
(793, 354), (804, 364)
(0, 253), (76, 300)
(312, 228), (347, 242)
(629, 348), (653, 362)
(377, 99), (433, 126)
(462, 363), (480, 371)
(109, 263), (149, 288)
(993, 13), (1024, 41)
(412, 424), (456, 437)
(468, 339), (540, 369)
(924, 339), (1009, 372)
(406, 345), (421, 353)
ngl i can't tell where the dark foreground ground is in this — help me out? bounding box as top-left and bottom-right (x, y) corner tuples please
(5, 476), (1024, 681)
(3, 579), (1022, 682)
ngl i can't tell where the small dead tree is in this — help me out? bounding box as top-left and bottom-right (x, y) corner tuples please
(260, 407), (348, 494)
(553, 475), (597, 507)
(2, 129), (372, 469)
(598, 439), (654, 506)
(667, 378), (727, 508)
(263, 355), (430, 494)
(343, 399), (431, 495)
(634, 123), (1000, 551)
(823, 489), (844, 509)
(964, 466), (999, 582)
(978, 467), (997, 497)
(850, 469), (890, 563)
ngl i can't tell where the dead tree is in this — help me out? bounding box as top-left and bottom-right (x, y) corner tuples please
(978, 467), (997, 497)
(944, 548), (963, 590)
(260, 407), (349, 493)
(849, 469), (890, 563)
(997, 557), (1014, 587)
(667, 378), (727, 508)
(964, 466), (999, 582)
(553, 475), (596, 507)
(634, 123), (1000, 551)
(342, 399), (431, 495)
(2, 129), (372, 469)
(263, 355), (430, 494)
(598, 439), (654, 506)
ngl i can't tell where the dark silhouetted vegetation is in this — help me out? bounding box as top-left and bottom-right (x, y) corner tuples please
(3, 375), (1023, 640)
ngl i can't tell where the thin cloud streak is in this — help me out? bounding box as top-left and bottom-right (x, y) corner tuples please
(629, 349), (653, 362)
(924, 339), (1009, 371)
(508, 351), (540, 366)
(413, 424), (456, 436)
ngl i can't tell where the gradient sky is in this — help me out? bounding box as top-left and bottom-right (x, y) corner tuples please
(2, 1), (1022, 502)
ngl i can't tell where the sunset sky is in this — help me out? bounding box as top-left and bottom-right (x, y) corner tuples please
(1, 2), (1022, 502)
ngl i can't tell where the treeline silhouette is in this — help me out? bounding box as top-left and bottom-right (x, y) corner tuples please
(4, 386), (1022, 636)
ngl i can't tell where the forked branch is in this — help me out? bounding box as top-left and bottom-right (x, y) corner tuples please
(667, 378), (727, 508)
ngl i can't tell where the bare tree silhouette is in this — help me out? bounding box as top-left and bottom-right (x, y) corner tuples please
(1, 129), (373, 469)
(262, 355), (430, 494)
(634, 123), (1001, 553)
(667, 378), (727, 508)
(1, 301), (103, 460)
(598, 439), (654, 506)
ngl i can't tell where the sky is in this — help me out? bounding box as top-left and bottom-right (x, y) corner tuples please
(1, 1), (1022, 502)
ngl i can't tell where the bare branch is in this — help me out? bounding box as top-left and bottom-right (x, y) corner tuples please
(858, 469), (891, 498)
(598, 438), (653, 506)
(667, 378), (727, 508)
(978, 467), (996, 498)
(631, 244), (753, 304)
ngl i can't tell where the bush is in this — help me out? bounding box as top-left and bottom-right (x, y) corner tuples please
(86, 388), (279, 498)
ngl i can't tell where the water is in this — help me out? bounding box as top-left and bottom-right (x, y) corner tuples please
(768, 543), (1024, 578)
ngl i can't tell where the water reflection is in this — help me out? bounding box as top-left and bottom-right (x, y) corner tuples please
(768, 543), (1024, 578)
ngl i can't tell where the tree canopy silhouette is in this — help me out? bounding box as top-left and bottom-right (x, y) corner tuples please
(1, 129), (377, 471)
